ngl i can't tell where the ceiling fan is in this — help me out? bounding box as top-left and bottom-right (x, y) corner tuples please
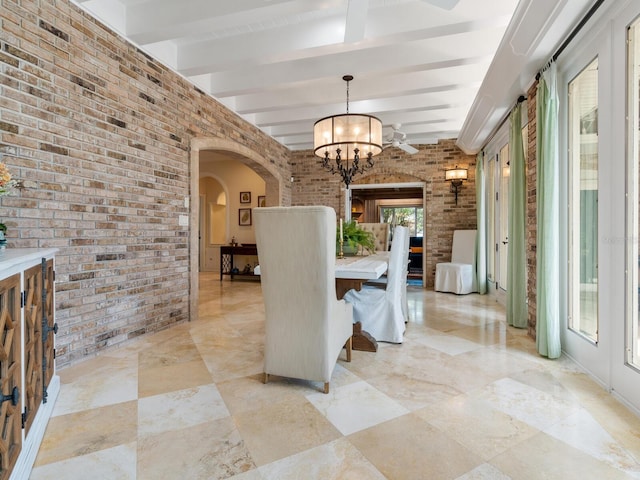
(384, 124), (419, 155)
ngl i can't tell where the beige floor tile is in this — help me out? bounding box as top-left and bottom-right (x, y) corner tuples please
(137, 417), (255, 480)
(456, 463), (513, 479)
(474, 377), (581, 431)
(137, 332), (202, 369)
(34, 401), (137, 467)
(367, 371), (462, 411)
(258, 438), (386, 480)
(491, 432), (634, 479)
(30, 443), (136, 480)
(233, 396), (341, 466)
(307, 380), (410, 436)
(416, 394), (539, 461)
(199, 342), (264, 383)
(348, 413), (484, 480)
(138, 384), (230, 436)
(544, 408), (640, 476)
(449, 321), (510, 346)
(53, 355), (138, 416)
(137, 357), (213, 397)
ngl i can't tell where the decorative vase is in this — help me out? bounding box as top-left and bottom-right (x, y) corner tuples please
(337, 243), (359, 256)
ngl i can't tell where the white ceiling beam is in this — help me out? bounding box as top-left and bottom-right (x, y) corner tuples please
(344, 0), (368, 43)
(194, 32), (500, 98)
(232, 80), (480, 115)
(176, 14), (508, 76)
(126, 0), (344, 44)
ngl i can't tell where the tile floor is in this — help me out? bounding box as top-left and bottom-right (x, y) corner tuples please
(30, 273), (640, 479)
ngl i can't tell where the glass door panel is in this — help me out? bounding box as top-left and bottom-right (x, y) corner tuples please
(568, 58), (599, 343)
(487, 155), (496, 284)
(499, 143), (510, 292)
(628, 19), (640, 369)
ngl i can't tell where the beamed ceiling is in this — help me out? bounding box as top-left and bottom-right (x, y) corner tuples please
(72, 0), (597, 154)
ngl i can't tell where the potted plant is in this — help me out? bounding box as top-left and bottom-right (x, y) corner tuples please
(337, 220), (376, 255)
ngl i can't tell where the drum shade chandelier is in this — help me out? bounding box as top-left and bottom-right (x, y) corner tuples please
(313, 75), (383, 187)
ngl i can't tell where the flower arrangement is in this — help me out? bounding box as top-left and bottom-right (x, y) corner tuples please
(0, 162), (17, 196)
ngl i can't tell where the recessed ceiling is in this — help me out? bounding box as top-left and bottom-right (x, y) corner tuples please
(72, 0), (519, 151)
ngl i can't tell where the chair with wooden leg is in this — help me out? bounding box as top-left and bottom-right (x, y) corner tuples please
(254, 206), (353, 394)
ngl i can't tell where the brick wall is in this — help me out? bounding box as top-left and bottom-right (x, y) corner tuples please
(290, 139), (477, 286)
(526, 82), (538, 337)
(0, 0), (290, 366)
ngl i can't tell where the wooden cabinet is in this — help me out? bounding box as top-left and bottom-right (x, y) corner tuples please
(0, 249), (58, 480)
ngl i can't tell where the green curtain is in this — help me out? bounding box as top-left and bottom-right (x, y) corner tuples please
(536, 63), (562, 358)
(507, 102), (528, 328)
(475, 151), (487, 294)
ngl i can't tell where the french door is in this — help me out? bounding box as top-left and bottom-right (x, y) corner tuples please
(484, 127), (510, 304)
(616, 8), (640, 409)
(560, 0), (640, 412)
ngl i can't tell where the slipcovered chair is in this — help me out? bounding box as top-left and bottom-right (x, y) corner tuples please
(434, 229), (478, 294)
(358, 222), (390, 252)
(254, 206), (353, 394)
(343, 226), (409, 343)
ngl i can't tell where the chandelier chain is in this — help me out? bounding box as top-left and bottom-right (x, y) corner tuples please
(345, 78), (349, 114)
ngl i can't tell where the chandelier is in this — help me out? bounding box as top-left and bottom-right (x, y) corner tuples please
(313, 75), (383, 187)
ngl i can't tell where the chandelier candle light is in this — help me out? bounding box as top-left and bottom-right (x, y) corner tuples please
(314, 75), (383, 187)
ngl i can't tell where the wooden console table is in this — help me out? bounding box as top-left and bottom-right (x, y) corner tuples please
(219, 245), (259, 281)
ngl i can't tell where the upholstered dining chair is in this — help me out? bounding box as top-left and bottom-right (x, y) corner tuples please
(343, 225), (409, 343)
(358, 222), (390, 252)
(253, 206), (353, 394)
(434, 229), (478, 294)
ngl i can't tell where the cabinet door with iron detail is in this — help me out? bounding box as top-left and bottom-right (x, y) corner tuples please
(43, 259), (55, 393)
(0, 273), (22, 480)
(23, 264), (43, 435)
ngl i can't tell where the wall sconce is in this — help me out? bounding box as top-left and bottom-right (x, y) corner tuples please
(445, 166), (468, 205)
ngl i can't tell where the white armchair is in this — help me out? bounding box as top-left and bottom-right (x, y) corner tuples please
(253, 206), (353, 394)
(343, 226), (409, 343)
(434, 229), (477, 294)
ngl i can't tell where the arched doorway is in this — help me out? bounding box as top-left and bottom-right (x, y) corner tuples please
(189, 138), (284, 321)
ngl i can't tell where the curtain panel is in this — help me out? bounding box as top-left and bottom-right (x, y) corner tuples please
(507, 103), (528, 328)
(536, 62), (562, 358)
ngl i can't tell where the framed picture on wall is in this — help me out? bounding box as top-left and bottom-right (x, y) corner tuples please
(257, 195), (266, 207)
(239, 208), (252, 226)
(240, 191), (251, 204)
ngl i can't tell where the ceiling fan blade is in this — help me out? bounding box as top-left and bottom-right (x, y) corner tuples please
(344, 0), (368, 43)
(398, 143), (419, 155)
(422, 0), (460, 10)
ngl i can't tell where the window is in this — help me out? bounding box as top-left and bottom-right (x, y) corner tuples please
(380, 206), (423, 237)
(568, 58), (599, 343)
